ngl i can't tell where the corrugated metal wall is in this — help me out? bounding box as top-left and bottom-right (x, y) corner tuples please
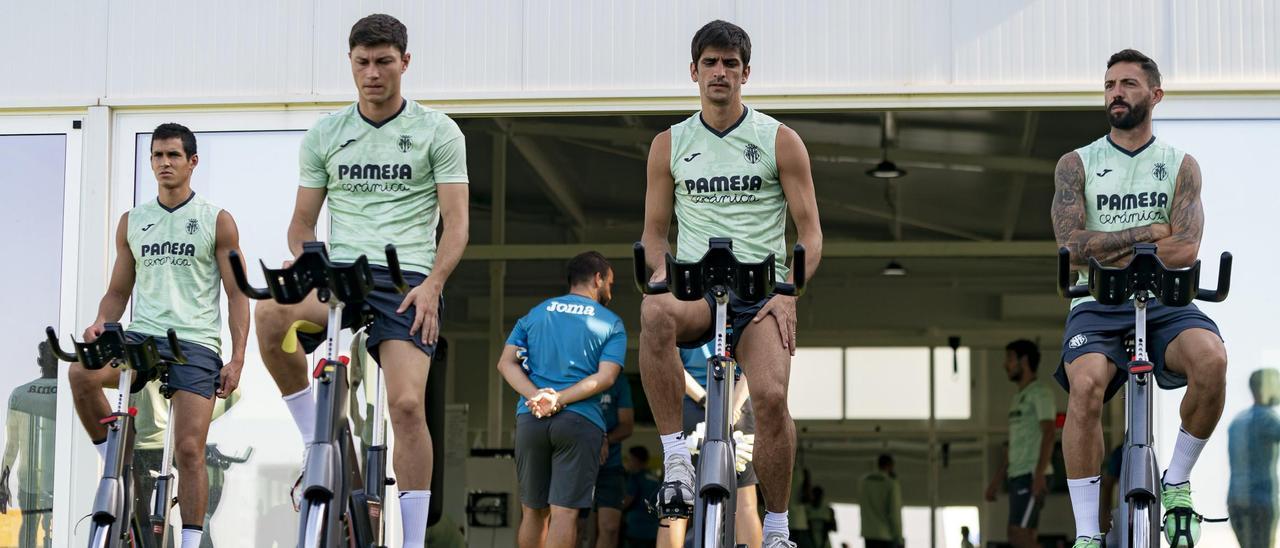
(4, 0), (1277, 106)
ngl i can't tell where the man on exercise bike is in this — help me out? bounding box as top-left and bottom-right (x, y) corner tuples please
(251, 14), (469, 548)
(1050, 49), (1227, 548)
(637, 19), (823, 548)
(70, 123), (250, 548)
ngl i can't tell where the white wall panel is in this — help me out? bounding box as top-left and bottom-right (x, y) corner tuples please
(1, 0), (1277, 107)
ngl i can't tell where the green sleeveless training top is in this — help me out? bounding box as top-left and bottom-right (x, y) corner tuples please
(669, 107), (788, 280)
(299, 100), (469, 275)
(1072, 135), (1184, 308)
(126, 193), (223, 353)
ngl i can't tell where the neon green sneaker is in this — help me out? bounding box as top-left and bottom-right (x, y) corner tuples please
(1162, 481), (1203, 547)
(1071, 536), (1102, 548)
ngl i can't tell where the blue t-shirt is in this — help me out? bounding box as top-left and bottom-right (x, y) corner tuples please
(1228, 405), (1280, 506)
(599, 375), (634, 468)
(507, 294), (627, 430)
(680, 341), (717, 388)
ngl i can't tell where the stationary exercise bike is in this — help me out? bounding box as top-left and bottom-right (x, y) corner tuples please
(635, 237), (806, 548)
(45, 324), (186, 548)
(229, 242), (405, 548)
(1057, 243), (1230, 547)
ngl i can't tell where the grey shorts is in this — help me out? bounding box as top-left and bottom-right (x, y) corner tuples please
(515, 412), (604, 509)
(124, 331), (222, 399)
(594, 465), (626, 510)
(682, 396), (758, 487)
(1008, 474), (1047, 528)
(678, 292), (772, 351)
(1056, 300), (1221, 402)
(298, 266), (440, 361)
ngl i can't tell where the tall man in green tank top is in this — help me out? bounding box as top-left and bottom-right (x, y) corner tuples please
(252, 14), (469, 548)
(638, 20), (823, 548)
(1051, 50), (1227, 548)
(70, 123), (250, 548)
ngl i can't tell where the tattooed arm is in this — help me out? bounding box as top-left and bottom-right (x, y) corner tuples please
(1051, 151), (1170, 268)
(1151, 154), (1204, 268)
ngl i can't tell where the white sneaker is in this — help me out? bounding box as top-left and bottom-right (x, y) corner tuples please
(654, 454), (695, 518)
(763, 531), (797, 548)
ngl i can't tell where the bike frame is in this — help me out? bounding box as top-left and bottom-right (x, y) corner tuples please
(1056, 244), (1231, 548)
(229, 242), (404, 548)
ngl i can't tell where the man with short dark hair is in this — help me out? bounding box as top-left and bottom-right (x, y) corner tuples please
(497, 251), (626, 548)
(638, 19), (823, 548)
(859, 454), (902, 548)
(1227, 368), (1280, 548)
(252, 14), (469, 547)
(1051, 49), (1226, 548)
(69, 123), (249, 548)
(985, 340), (1056, 548)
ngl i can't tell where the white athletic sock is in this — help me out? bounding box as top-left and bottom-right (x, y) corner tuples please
(180, 525), (203, 548)
(283, 386), (316, 445)
(93, 439), (108, 462)
(763, 511), (790, 538)
(659, 431), (690, 464)
(1067, 476), (1102, 538)
(1164, 427), (1208, 486)
(399, 490), (430, 548)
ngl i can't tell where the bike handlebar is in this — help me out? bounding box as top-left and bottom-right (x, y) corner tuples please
(632, 238), (807, 301)
(1057, 243), (1232, 306)
(44, 324), (186, 371)
(228, 242), (408, 305)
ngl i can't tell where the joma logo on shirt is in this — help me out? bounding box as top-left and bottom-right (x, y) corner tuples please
(1096, 192), (1169, 211)
(546, 301), (596, 316)
(338, 164), (413, 180)
(141, 241), (196, 257)
(683, 175), (763, 194)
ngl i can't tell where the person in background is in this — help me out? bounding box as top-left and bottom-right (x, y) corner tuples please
(805, 485), (836, 548)
(1227, 368), (1280, 548)
(622, 446), (661, 548)
(859, 454), (903, 548)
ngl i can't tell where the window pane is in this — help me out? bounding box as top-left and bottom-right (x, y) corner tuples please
(0, 134), (65, 547)
(846, 348), (930, 420)
(788, 348), (843, 419)
(933, 347), (971, 419)
(937, 506), (981, 547)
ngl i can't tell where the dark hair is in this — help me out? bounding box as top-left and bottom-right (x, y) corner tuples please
(691, 20), (751, 65)
(628, 445), (650, 463)
(38, 340), (56, 371)
(877, 453), (893, 469)
(1107, 49), (1162, 88)
(1006, 339), (1042, 373)
(566, 251), (611, 288)
(152, 123), (197, 158)
(811, 485), (824, 502)
(349, 14), (408, 54)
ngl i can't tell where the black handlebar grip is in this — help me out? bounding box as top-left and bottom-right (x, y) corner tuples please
(227, 250), (271, 300)
(632, 242), (669, 295)
(380, 244), (409, 294)
(1057, 247), (1091, 298)
(44, 326), (78, 362)
(1195, 251), (1232, 302)
(165, 329), (188, 364)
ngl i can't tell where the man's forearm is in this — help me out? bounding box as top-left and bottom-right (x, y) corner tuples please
(684, 371), (706, 403)
(1063, 225), (1161, 267)
(559, 370), (617, 405)
(497, 361), (541, 400)
(287, 220), (318, 257)
(94, 293), (129, 324)
(227, 297), (249, 362)
(425, 221), (468, 287)
(732, 378), (751, 416)
(1036, 429), (1055, 477)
